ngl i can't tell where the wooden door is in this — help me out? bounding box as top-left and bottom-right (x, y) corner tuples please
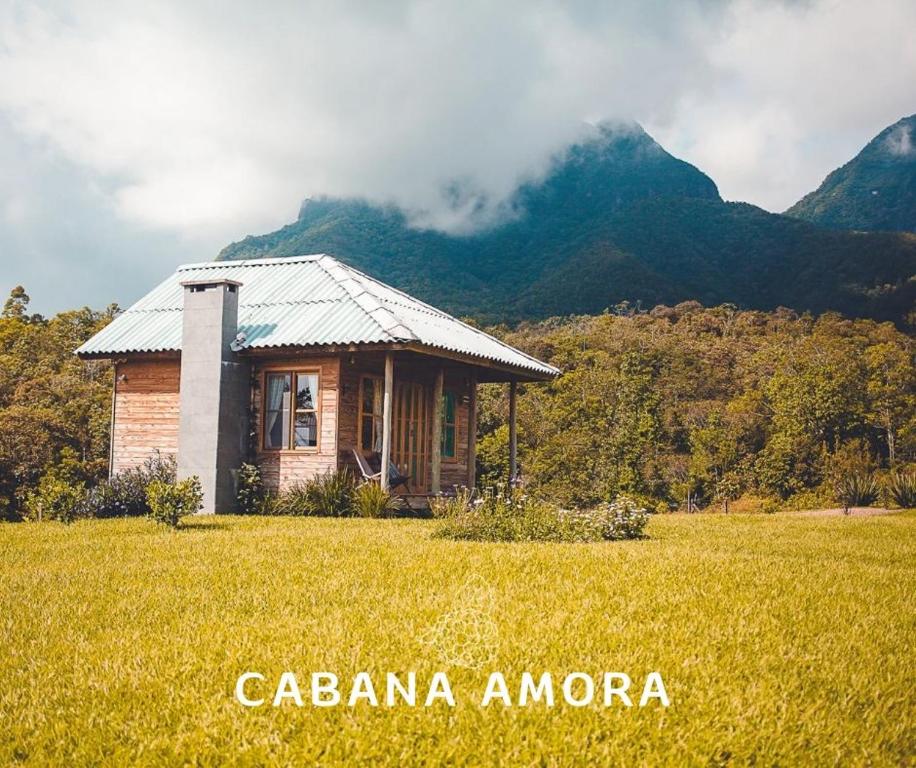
(392, 381), (430, 492)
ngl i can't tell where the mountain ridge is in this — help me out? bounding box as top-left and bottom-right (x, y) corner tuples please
(219, 121), (916, 324)
(786, 114), (916, 233)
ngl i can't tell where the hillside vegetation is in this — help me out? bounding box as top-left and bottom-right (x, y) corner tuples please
(219, 122), (916, 324)
(787, 114), (916, 233)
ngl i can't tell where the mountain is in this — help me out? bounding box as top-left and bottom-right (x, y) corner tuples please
(219, 122), (916, 324)
(786, 114), (916, 232)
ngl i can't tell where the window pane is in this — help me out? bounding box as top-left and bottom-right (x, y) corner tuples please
(296, 373), (318, 411)
(294, 411), (318, 448)
(443, 426), (456, 458)
(440, 391), (456, 458)
(264, 373), (291, 449)
(361, 415), (373, 451)
(362, 378), (375, 414)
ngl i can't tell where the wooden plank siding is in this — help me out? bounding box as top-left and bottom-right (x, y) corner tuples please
(110, 350), (476, 495)
(111, 357), (181, 474)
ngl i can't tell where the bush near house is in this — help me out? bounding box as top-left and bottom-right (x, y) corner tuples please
(236, 463), (266, 515)
(271, 469), (357, 517)
(85, 453), (178, 518)
(434, 488), (649, 543)
(23, 471), (87, 524)
(145, 477), (203, 528)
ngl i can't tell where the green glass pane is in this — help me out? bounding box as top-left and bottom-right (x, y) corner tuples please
(362, 378), (375, 413)
(361, 416), (373, 451)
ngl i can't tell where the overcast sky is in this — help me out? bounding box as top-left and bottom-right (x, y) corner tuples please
(1, 0), (914, 314)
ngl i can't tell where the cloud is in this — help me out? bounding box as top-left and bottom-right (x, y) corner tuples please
(651, 0), (916, 209)
(0, 0), (914, 312)
(885, 124), (913, 157)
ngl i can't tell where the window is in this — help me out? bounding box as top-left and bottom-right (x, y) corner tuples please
(263, 370), (320, 450)
(441, 390), (457, 459)
(359, 376), (383, 452)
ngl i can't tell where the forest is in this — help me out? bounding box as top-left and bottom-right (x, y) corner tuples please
(0, 287), (913, 520)
(475, 302), (915, 512)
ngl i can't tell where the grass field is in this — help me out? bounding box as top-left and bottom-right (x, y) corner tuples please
(1, 512), (914, 766)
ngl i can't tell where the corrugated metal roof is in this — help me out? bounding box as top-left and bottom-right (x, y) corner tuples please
(77, 254), (558, 378)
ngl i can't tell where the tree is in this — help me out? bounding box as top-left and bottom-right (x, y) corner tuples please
(865, 340), (916, 464)
(2, 286), (30, 320)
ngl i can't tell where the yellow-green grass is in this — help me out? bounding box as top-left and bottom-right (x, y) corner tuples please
(1, 513), (914, 766)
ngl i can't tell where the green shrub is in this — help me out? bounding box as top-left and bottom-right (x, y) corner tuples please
(434, 490), (648, 543)
(886, 470), (916, 508)
(146, 477), (202, 528)
(434, 489), (559, 542)
(834, 471), (879, 512)
(783, 488), (835, 511)
(353, 482), (402, 518)
(236, 463), (265, 515)
(83, 452), (177, 518)
(560, 496), (649, 541)
(24, 471), (87, 524)
(759, 498), (781, 515)
(0, 493), (16, 522)
(275, 470), (356, 517)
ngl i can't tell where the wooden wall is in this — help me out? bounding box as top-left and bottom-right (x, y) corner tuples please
(111, 357), (180, 474)
(110, 350), (476, 494)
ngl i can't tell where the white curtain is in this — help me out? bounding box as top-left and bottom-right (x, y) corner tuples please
(266, 375), (287, 446)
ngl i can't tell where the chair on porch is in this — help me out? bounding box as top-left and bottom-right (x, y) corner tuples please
(351, 449), (411, 492)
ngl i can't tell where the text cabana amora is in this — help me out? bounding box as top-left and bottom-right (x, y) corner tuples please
(235, 671), (670, 708)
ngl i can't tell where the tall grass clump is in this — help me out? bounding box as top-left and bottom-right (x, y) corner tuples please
(834, 471), (879, 513)
(352, 482), (402, 518)
(274, 469), (356, 516)
(429, 486), (475, 519)
(886, 469), (916, 508)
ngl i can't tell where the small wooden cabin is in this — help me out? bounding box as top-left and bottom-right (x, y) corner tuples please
(77, 254), (557, 512)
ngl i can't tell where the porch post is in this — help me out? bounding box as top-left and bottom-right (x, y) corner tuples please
(466, 371), (478, 489)
(508, 380), (517, 486)
(430, 367), (444, 494)
(381, 352), (394, 491)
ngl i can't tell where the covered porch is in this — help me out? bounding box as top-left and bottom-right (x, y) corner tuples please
(338, 347), (532, 496)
